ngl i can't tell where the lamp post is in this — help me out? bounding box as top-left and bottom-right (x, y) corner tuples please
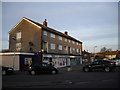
(12, 37), (16, 70)
(93, 46), (97, 61)
(39, 49), (44, 67)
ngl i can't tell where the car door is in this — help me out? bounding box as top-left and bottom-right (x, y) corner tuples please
(91, 61), (101, 70)
(42, 63), (51, 73)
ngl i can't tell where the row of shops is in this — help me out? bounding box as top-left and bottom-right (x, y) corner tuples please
(1, 52), (82, 70)
(42, 54), (82, 68)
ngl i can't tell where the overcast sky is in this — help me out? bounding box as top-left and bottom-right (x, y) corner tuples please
(1, 2), (118, 52)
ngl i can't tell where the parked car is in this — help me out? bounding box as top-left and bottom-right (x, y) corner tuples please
(83, 60), (116, 72)
(110, 60), (120, 66)
(28, 62), (58, 75)
(2, 66), (14, 75)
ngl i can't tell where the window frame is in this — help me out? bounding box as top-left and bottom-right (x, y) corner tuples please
(43, 30), (47, 36)
(50, 43), (55, 50)
(16, 43), (21, 50)
(50, 33), (55, 38)
(58, 35), (62, 40)
(58, 45), (62, 50)
(16, 32), (21, 39)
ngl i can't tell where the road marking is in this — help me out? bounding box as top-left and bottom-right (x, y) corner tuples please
(102, 79), (113, 82)
(77, 82), (89, 84)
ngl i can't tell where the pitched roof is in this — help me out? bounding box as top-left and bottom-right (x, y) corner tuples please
(96, 51), (120, 55)
(24, 17), (82, 43)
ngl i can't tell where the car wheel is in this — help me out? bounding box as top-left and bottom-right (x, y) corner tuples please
(31, 70), (36, 75)
(84, 67), (89, 72)
(51, 70), (56, 74)
(104, 67), (110, 72)
(2, 70), (6, 75)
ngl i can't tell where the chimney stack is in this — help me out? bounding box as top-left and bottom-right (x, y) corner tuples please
(64, 31), (68, 35)
(43, 19), (47, 26)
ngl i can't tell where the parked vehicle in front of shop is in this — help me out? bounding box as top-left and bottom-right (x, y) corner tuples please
(83, 60), (116, 72)
(2, 66), (14, 75)
(28, 62), (58, 75)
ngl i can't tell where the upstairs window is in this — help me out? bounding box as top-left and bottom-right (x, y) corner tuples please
(58, 36), (62, 40)
(43, 31), (47, 36)
(58, 45), (62, 50)
(65, 38), (67, 42)
(72, 48), (75, 52)
(79, 43), (81, 46)
(16, 32), (21, 39)
(16, 43), (21, 50)
(72, 41), (75, 44)
(68, 39), (71, 43)
(50, 33), (55, 38)
(76, 49), (79, 53)
(76, 42), (79, 45)
(50, 43), (55, 49)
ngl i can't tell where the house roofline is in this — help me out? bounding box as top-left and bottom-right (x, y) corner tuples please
(25, 17), (82, 43)
(9, 17), (42, 34)
(9, 17), (82, 43)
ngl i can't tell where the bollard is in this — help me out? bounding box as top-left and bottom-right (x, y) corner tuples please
(67, 66), (72, 72)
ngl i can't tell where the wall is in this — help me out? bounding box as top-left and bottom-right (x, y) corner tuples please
(1, 54), (19, 70)
(9, 19), (42, 52)
(42, 29), (82, 55)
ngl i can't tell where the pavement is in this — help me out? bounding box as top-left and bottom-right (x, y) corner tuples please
(57, 64), (84, 72)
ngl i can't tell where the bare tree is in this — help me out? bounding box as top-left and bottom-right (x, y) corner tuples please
(100, 47), (112, 52)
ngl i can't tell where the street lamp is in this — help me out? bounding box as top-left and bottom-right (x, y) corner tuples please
(12, 37), (16, 70)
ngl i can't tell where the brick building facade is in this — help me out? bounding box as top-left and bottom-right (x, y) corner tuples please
(9, 17), (83, 68)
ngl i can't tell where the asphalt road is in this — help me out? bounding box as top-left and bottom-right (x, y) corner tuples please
(2, 66), (120, 89)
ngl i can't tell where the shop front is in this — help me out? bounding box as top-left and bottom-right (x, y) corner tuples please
(43, 54), (82, 68)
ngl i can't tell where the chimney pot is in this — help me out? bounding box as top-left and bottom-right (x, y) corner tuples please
(43, 19), (47, 26)
(64, 31), (68, 35)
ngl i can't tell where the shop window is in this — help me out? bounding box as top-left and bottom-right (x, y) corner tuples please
(24, 58), (32, 66)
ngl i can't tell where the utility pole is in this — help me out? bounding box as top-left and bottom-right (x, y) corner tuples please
(12, 37), (16, 70)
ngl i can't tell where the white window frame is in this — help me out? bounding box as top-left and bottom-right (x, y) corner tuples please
(58, 36), (62, 40)
(65, 38), (67, 42)
(16, 32), (21, 39)
(50, 43), (55, 49)
(50, 33), (55, 38)
(43, 31), (47, 36)
(72, 41), (75, 44)
(76, 49), (79, 53)
(68, 39), (71, 43)
(58, 45), (62, 50)
(76, 42), (79, 45)
(72, 48), (75, 52)
(16, 43), (21, 50)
